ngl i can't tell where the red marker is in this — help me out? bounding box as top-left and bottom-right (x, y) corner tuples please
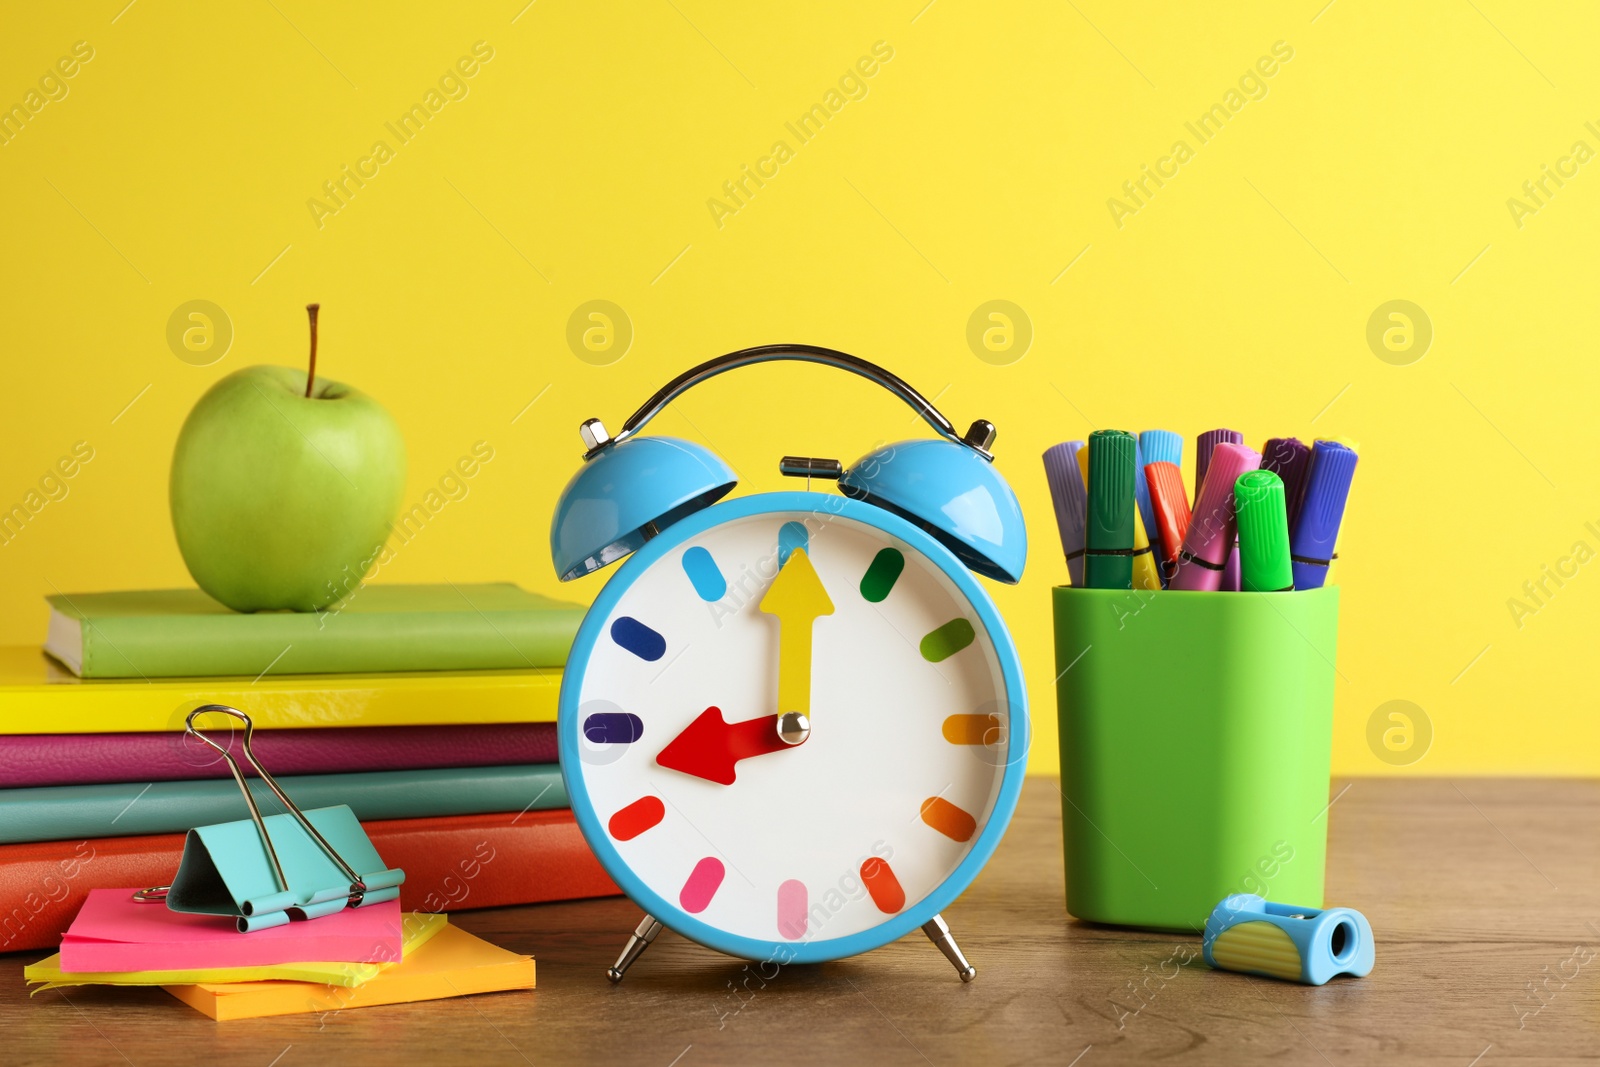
(1144, 461), (1191, 587)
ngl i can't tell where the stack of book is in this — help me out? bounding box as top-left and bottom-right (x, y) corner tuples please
(1, 583), (617, 956)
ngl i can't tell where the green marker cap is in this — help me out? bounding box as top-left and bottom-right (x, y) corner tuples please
(1084, 430), (1136, 589)
(1234, 469), (1293, 592)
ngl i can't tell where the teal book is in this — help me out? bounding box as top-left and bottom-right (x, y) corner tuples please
(0, 764), (568, 844)
(44, 583), (586, 678)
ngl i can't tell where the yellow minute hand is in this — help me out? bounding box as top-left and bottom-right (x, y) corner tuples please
(759, 547), (834, 723)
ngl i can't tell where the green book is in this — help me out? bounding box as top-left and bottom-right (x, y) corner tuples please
(0, 764), (568, 844)
(44, 583), (586, 679)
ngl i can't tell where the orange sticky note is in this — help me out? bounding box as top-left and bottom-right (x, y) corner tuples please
(164, 923), (535, 1020)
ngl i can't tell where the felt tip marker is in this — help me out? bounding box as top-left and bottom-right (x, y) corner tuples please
(1291, 441), (1359, 590)
(1138, 433), (1183, 587)
(1262, 437), (1313, 531)
(1130, 502), (1163, 592)
(1083, 430), (1137, 590)
(1171, 442), (1261, 592)
(1195, 428), (1244, 501)
(1043, 441), (1088, 587)
(1139, 429), (1183, 472)
(1132, 439), (1156, 568)
(1235, 469), (1294, 592)
(1144, 460), (1191, 587)
(1080, 446), (1160, 591)
(1196, 429), (1245, 591)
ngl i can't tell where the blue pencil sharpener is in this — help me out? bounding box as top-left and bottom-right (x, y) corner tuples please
(1202, 894), (1374, 985)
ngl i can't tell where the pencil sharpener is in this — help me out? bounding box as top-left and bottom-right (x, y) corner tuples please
(1202, 894), (1374, 985)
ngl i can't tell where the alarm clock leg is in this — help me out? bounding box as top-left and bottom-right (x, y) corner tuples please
(606, 914), (664, 983)
(921, 914), (977, 982)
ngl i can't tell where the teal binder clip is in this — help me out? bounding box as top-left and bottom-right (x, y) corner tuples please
(134, 705), (404, 932)
(1203, 893), (1374, 985)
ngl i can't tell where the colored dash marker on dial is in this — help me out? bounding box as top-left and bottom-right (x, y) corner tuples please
(584, 712), (643, 744)
(778, 521), (809, 566)
(777, 879), (808, 940)
(611, 616), (666, 661)
(681, 546), (727, 601)
(608, 796), (665, 841)
(920, 796), (977, 842)
(680, 857), (726, 914)
(860, 857), (905, 914)
(859, 547), (904, 603)
(921, 618), (975, 662)
(941, 713), (1001, 746)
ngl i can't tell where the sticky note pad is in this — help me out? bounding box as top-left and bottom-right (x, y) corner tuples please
(165, 923), (536, 1020)
(29, 913), (445, 990)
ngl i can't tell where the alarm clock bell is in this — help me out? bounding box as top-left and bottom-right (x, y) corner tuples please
(551, 344), (1026, 586)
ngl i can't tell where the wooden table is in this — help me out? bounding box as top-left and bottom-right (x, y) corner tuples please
(7, 777), (1598, 1066)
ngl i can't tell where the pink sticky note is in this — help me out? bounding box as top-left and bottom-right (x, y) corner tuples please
(59, 889), (404, 974)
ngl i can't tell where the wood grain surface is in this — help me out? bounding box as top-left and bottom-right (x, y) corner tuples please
(6, 776), (1598, 1066)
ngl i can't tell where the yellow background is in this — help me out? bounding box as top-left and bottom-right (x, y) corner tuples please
(2, 2), (1595, 776)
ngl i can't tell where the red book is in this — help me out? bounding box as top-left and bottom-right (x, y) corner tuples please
(0, 809), (617, 955)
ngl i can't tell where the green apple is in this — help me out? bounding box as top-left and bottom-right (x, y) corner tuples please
(170, 305), (406, 612)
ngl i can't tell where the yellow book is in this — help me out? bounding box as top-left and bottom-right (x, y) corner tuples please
(0, 647), (559, 733)
(25, 913), (446, 990)
(164, 923), (535, 1020)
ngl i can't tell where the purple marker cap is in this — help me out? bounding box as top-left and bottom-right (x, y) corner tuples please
(1262, 437), (1313, 529)
(1195, 428), (1245, 501)
(1042, 442), (1088, 587)
(1172, 442), (1261, 591)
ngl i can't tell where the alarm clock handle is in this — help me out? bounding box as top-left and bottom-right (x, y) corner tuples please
(606, 914), (663, 983)
(606, 344), (992, 457)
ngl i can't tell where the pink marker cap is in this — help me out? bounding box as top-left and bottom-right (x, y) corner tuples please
(1171, 442), (1261, 591)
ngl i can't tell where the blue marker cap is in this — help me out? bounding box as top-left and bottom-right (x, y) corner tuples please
(1290, 441), (1358, 590)
(1138, 429), (1183, 470)
(1132, 439), (1156, 558)
(1137, 432), (1181, 583)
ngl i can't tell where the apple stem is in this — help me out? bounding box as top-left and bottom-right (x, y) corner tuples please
(304, 303), (321, 398)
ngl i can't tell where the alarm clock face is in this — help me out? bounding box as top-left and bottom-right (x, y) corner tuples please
(560, 492), (1026, 964)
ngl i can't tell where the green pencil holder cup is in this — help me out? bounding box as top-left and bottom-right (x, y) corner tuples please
(1054, 585), (1339, 931)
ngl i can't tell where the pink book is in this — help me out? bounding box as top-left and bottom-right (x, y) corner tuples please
(0, 722), (556, 788)
(59, 889), (405, 972)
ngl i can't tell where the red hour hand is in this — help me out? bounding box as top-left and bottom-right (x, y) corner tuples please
(656, 706), (795, 785)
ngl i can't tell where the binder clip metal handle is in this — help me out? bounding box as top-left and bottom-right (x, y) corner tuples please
(133, 704), (378, 911)
(184, 704), (370, 904)
(133, 703), (404, 930)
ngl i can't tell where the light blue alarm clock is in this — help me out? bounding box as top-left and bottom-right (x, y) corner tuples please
(549, 346), (1029, 982)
